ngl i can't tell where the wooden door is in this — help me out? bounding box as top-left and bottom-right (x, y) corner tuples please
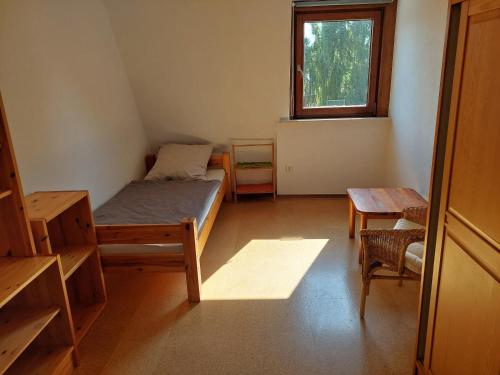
(421, 0), (500, 374)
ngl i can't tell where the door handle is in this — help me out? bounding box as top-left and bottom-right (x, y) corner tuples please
(297, 64), (305, 78)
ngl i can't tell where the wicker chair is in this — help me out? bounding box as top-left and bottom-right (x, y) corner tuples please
(359, 206), (428, 318)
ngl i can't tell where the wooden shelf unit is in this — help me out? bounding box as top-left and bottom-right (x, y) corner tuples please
(55, 245), (95, 280)
(0, 258), (75, 375)
(0, 91), (75, 374)
(0, 257), (54, 307)
(0, 262), (76, 375)
(232, 143), (276, 202)
(71, 301), (106, 344)
(25, 191), (107, 349)
(6, 344), (74, 375)
(0, 306), (60, 371)
(0, 189), (12, 200)
(0, 94), (34, 258)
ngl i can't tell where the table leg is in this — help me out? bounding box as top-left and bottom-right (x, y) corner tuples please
(358, 213), (367, 264)
(348, 198), (355, 239)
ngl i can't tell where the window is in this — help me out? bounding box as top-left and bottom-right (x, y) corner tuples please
(292, 3), (396, 118)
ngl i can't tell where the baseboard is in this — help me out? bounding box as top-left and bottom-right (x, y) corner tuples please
(277, 194), (348, 199)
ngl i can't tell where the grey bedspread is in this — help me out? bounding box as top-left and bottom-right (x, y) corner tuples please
(94, 179), (221, 230)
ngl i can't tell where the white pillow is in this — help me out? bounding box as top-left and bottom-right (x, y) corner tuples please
(145, 144), (213, 181)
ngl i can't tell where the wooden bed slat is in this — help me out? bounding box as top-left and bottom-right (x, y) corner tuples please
(96, 224), (182, 244)
(197, 175), (227, 256)
(100, 252), (185, 273)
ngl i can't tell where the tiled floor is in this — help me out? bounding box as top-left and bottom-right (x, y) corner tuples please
(76, 197), (419, 375)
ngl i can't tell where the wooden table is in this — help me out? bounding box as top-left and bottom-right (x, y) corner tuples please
(347, 188), (427, 261)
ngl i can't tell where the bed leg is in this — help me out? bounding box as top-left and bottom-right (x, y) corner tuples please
(182, 218), (201, 303)
(223, 152), (232, 202)
(225, 185), (232, 202)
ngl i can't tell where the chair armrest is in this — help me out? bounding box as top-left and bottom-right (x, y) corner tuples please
(360, 229), (425, 274)
(403, 206), (428, 226)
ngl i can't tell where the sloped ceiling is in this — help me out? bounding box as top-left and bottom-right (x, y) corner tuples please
(103, 0), (292, 150)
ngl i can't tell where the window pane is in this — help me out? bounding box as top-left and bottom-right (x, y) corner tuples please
(303, 19), (373, 109)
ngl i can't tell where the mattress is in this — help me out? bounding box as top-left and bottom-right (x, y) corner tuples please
(95, 180), (221, 229)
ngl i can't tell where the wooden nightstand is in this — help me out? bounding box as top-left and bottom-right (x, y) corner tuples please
(232, 143), (276, 202)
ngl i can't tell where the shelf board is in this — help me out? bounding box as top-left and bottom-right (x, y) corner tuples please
(0, 257), (56, 309)
(0, 306), (60, 373)
(232, 143), (274, 148)
(236, 183), (275, 195)
(72, 302), (106, 344)
(235, 162), (273, 170)
(0, 190), (12, 200)
(54, 245), (96, 280)
(25, 191), (87, 222)
(5, 345), (73, 375)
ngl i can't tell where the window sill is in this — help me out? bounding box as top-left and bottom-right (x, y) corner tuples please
(278, 116), (390, 124)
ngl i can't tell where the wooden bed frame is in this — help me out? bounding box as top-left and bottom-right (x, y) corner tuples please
(95, 152), (232, 303)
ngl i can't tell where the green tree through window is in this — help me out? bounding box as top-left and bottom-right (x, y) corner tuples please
(303, 20), (373, 108)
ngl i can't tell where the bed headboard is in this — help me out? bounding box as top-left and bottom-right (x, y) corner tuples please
(145, 152), (232, 198)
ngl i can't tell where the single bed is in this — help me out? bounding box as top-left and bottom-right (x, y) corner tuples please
(94, 152), (231, 302)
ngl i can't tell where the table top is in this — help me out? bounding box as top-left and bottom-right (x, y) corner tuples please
(347, 188), (427, 214)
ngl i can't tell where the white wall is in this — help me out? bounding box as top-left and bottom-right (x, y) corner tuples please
(386, 0), (448, 198)
(0, 0), (149, 208)
(103, 0), (291, 149)
(277, 118), (391, 194)
(104, 0), (393, 193)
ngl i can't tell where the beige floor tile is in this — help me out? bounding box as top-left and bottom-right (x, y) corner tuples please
(76, 197), (418, 375)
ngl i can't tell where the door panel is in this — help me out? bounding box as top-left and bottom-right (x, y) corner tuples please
(430, 235), (500, 374)
(448, 8), (500, 244)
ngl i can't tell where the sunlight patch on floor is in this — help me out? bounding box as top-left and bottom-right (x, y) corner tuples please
(202, 239), (328, 300)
